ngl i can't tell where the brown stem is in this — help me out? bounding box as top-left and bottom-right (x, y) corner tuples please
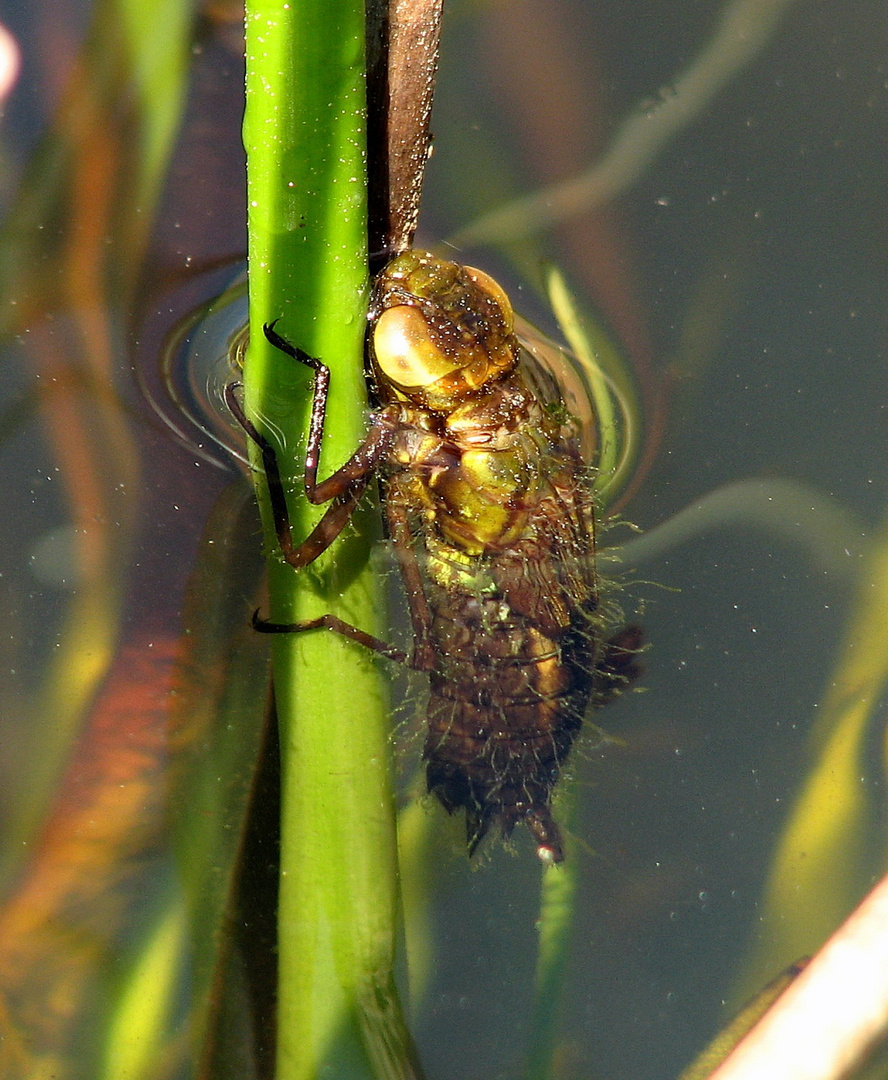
(366, 0), (443, 262)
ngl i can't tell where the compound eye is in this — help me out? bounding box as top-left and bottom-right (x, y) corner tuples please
(463, 266), (514, 334)
(373, 305), (458, 389)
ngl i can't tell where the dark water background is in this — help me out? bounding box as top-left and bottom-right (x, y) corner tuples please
(0, 1), (885, 1078)
(417, 2), (888, 1078)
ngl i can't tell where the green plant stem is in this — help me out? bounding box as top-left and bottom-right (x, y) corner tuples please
(526, 787), (579, 1080)
(243, 1), (412, 1077)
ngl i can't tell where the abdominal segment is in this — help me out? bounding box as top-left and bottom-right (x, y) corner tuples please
(422, 593), (597, 863)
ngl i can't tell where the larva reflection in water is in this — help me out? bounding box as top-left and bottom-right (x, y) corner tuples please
(231, 250), (641, 863)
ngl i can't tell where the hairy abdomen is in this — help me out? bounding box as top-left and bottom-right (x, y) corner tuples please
(422, 591), (598, 861)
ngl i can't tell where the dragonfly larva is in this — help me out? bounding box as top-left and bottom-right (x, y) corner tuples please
(229, 250), (641, 863)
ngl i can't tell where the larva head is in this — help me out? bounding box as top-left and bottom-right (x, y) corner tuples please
(370, 250), (518, 411)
